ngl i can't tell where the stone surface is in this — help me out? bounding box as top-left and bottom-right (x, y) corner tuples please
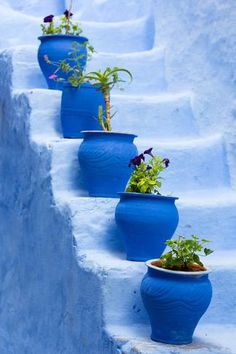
(0, 1), (236, 354)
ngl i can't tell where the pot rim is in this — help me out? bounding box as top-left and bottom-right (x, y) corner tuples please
(146, 259), (212, 276)
(118, 192), (178, 200)
(81, 130), (138, 138)
(38, 34), (88, 42)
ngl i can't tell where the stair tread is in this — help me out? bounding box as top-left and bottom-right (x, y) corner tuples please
(16, 88), (190, 102)
(80, 16), (150, 27)
(30, 129), (222, 149)
(0, 7), (154, 54)
(106, 323), (235, 354)
(76, 247), (236, 272)
(54, 184), (236, 208)
(6, 43), (165, 62)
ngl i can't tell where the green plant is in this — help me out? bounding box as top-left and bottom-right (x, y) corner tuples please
(84, 67), (133, 131)
(41, 7), (83, 36)
(126, 148), (169, 194)
(44, 42), (95, 86)
(153, 235), (213, 272)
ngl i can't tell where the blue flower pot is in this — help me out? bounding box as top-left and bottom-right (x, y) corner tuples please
(61, 83), (105, 138)
(141, 261), (212, 344)
(115, 193), (179, 261)
(78, 131), (138, 197)
(38, 35), (88, 90)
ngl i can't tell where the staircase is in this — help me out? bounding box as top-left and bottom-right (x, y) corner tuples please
(0, 0), (236, 353)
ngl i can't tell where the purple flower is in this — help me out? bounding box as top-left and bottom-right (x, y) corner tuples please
(129, 154), (145, 167)
(64, 9), (73, 18)
(144, 147), (154, 157)
(162, 158), (170, 168)
(43, 14), (54, 23)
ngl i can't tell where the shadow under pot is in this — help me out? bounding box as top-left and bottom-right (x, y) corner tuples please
(115, 193), (179, 261)
(141, 261), (212, 344)
(61, 83), (105, 138)
(78, 131), (138, 197)
(38, 34), (88, 90)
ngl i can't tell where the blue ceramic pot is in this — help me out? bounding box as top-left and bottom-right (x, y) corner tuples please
(61, 83), (105, 138)
(115, 193), (179, 261)
(141, 261), (212, 344)
(78, 131), (138, 197)
(38, 35), (88, 90)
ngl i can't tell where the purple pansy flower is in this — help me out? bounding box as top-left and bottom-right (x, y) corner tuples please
(43, 14), (54, 23)
(129, 154), (145, 167)
(144, 147), (154, 157)
(162, 158), (170, 168)
(64, 9), (73, 18)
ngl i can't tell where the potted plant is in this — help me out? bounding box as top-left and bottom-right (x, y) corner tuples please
(45, 44), (104, 138)
(141, 235), (213, 345)
(78, 67), (138, 197)
(38, 4), (89, 90)
(115, 148), (179, 261)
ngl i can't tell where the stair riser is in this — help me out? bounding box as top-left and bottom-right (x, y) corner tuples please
(50, 139), (230, 196)
(68, 195), (236, 253)
(71, 0), (153, 23)
(82, 16), (155, 53)
(111, 95), (197, 139)
(5, 0), (64, 16)
(177, 205), (236, 250)
(87, 49), (166, 93)
(102, 267), (236, 327)
(10, 48), (167, 92)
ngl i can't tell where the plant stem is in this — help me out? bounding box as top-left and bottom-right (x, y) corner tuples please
(66, 0), (73, 34)
(104, 89), (112, 131)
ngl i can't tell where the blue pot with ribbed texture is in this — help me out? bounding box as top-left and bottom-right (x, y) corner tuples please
(38, 35), (88, 90)
(141, 261), (212, 344)
(115, 193), (179, 261)
(61, 84), (105, 138)
(78, 131), (138, 197)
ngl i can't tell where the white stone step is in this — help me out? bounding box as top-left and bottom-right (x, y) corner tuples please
(111, 92), (197, 138)
(53, 180), (236, 251)
(70, 246), (236, 328)
(0, 7), (155, 55)
(106, 323), (235, 353)
(8, 88), (236, 252)
(24, 88), (197, 140)
(1, 51), (236, 354)
(68, 0), (153, 23)
(87, 47), (167, 93)
(177, 190), (236, 250)
(46, 134), (230, 196)
(0, 6), (40, 49)
(3, 45), (167, 93)
(2, 0), (64, 16)
(25, 89), (61, 138)
(138, 134), (231, 192)
(81, 16), (155, 53)
(0, 46), (46, 89)
(21, 89), (233, 207)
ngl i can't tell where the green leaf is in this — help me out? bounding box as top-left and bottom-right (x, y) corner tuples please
(204, 248), (214, 256)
